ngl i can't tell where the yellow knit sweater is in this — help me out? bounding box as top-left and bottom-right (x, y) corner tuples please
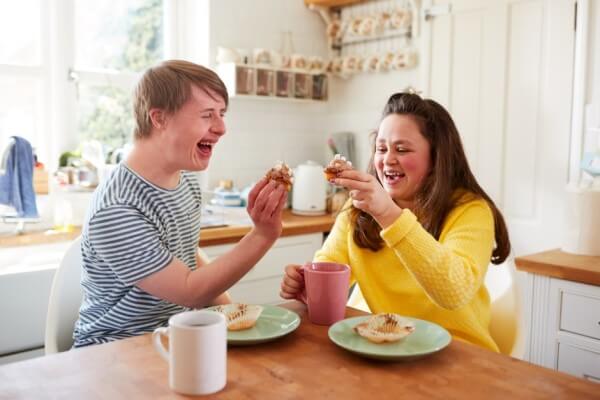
(314, 194), (499, 352)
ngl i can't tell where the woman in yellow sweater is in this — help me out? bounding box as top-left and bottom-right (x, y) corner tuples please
(280, 92), (511, 351)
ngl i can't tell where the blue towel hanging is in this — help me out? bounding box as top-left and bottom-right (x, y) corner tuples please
(0, 136), (39, 218)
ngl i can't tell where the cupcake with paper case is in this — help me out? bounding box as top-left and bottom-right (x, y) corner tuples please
(353, 313), (416, 344)
(324, 154), (353, 181)
(213, 303), (263, 331)
(265, 161), (294, 191)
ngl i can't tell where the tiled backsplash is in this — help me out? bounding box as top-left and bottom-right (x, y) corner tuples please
(206, 99), (330, 190)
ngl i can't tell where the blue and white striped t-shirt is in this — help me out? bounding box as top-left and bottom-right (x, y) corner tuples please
(73, 163), (202, 347)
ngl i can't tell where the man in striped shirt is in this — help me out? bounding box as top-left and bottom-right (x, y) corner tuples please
(73, 60), (287, 347)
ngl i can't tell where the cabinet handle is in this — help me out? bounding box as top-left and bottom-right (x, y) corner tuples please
(584, 374), (600, 384)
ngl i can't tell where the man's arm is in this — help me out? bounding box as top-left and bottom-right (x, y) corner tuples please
(137, 179), (286, 308)
(196, 248), (232, 305)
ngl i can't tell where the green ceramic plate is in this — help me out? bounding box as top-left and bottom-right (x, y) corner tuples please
(207, 304), (300, 346)
(328, 315), (451, 361)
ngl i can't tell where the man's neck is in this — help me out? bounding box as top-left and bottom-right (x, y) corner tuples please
(125, 139), (180, 190)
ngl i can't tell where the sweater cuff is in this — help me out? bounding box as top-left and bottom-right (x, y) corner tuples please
(380, 209), (418, 247)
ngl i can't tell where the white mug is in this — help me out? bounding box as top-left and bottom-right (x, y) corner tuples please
(153, 310), (227, 396)
(216, 46), (241, 64)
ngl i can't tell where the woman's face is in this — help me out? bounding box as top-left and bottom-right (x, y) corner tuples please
(374, 114), (432, 209)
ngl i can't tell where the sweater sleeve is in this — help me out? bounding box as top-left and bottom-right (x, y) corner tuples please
(380, 199), (495, 310)
(313, 206), (355, 284)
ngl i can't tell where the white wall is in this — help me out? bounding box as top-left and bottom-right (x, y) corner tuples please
(322, 0), (421, 172)
(585, 0), (600, 154)
(588, 1), (600, 108)
(182, 0), (420, 188)
(193, 0), (332, 190)
(325, 70), (419, 172)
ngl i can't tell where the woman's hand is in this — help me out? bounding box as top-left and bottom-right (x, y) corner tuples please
(333, 170), (402, 228)
(246, 178), (288, 242)
(280, 264), (304, 300)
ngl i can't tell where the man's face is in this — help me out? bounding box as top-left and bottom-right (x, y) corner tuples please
(155, 85), (227, 172)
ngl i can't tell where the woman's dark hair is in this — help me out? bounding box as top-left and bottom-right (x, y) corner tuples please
(350, 92), (510, 264)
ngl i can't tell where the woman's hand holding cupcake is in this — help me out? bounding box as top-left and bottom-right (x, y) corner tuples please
(334, 169), (402, 229)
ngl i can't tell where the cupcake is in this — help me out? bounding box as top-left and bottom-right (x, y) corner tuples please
(354, 313), (416, 344)
(265, 161), (294, 191)
(214, 303), (264, 331)
(324, 154), (353, 181)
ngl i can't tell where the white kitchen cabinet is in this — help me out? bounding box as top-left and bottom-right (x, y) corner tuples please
(526, 273), (600, 383)
(202, 233), (323, 304)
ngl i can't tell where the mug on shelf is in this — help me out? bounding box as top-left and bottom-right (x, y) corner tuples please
(253, 48), (272, 65)
(291, 54), (308, 71)
(216, 46), (241, 64)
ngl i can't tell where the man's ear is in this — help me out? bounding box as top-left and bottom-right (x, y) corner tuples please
(148, 108), (167, 129)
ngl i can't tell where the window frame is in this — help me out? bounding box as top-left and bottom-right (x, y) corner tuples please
(1, 0), (180, 170)
(0, 0), (51, 167)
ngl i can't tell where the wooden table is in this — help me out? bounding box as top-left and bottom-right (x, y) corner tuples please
(1, 303), (598, 399)
(515, 248), (600, 286)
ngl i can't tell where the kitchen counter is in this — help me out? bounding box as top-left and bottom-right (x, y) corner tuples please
(514, 249), (600, 286)
(199, 210), (335, 246)
(0, 210), (336, 248)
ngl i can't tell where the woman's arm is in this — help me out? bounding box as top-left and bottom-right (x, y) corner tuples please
(280, 204), (355, 300)
(381, 199), (495, 310)
(313, 203), (352, 266)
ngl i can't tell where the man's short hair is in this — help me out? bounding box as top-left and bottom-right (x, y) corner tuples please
(133, 60), (229, 139)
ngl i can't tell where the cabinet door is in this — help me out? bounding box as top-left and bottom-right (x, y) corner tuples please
(557, 342), (600, 383)
(560, 291), (600, 341)
(545, 278), (600, 374)
(202, 233), (323, 304)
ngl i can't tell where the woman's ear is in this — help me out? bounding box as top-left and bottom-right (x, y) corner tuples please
(148, 108), (167, 129)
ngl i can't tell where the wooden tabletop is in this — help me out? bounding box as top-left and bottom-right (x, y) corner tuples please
(1, 302), (598, 399)
(0, 210), (336, 248)
(515, 249), (600, 286)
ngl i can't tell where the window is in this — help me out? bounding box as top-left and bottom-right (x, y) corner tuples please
(0, 0), (166, 169)
(73, 0), (164, 151)
(0, 0), (48, 162)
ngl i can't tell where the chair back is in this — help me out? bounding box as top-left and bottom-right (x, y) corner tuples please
(44, 237), (83, 354)
(485, 260), (525, 357)
(347, 283), (370, 312)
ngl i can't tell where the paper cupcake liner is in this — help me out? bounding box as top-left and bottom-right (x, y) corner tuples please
(354, 313), (416, 344)
(214, 303), (264, 331)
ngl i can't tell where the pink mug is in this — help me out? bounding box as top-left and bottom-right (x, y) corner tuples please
(299, 262), (350, 325)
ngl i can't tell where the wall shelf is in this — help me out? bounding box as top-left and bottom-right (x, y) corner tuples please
(217, 63), (328, 102)
(309, 0), (421, 55)
(332, 28), (411, 50)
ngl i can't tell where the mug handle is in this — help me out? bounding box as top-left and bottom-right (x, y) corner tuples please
(152, 327), (170, 361)
(296, 264), (308, 305)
